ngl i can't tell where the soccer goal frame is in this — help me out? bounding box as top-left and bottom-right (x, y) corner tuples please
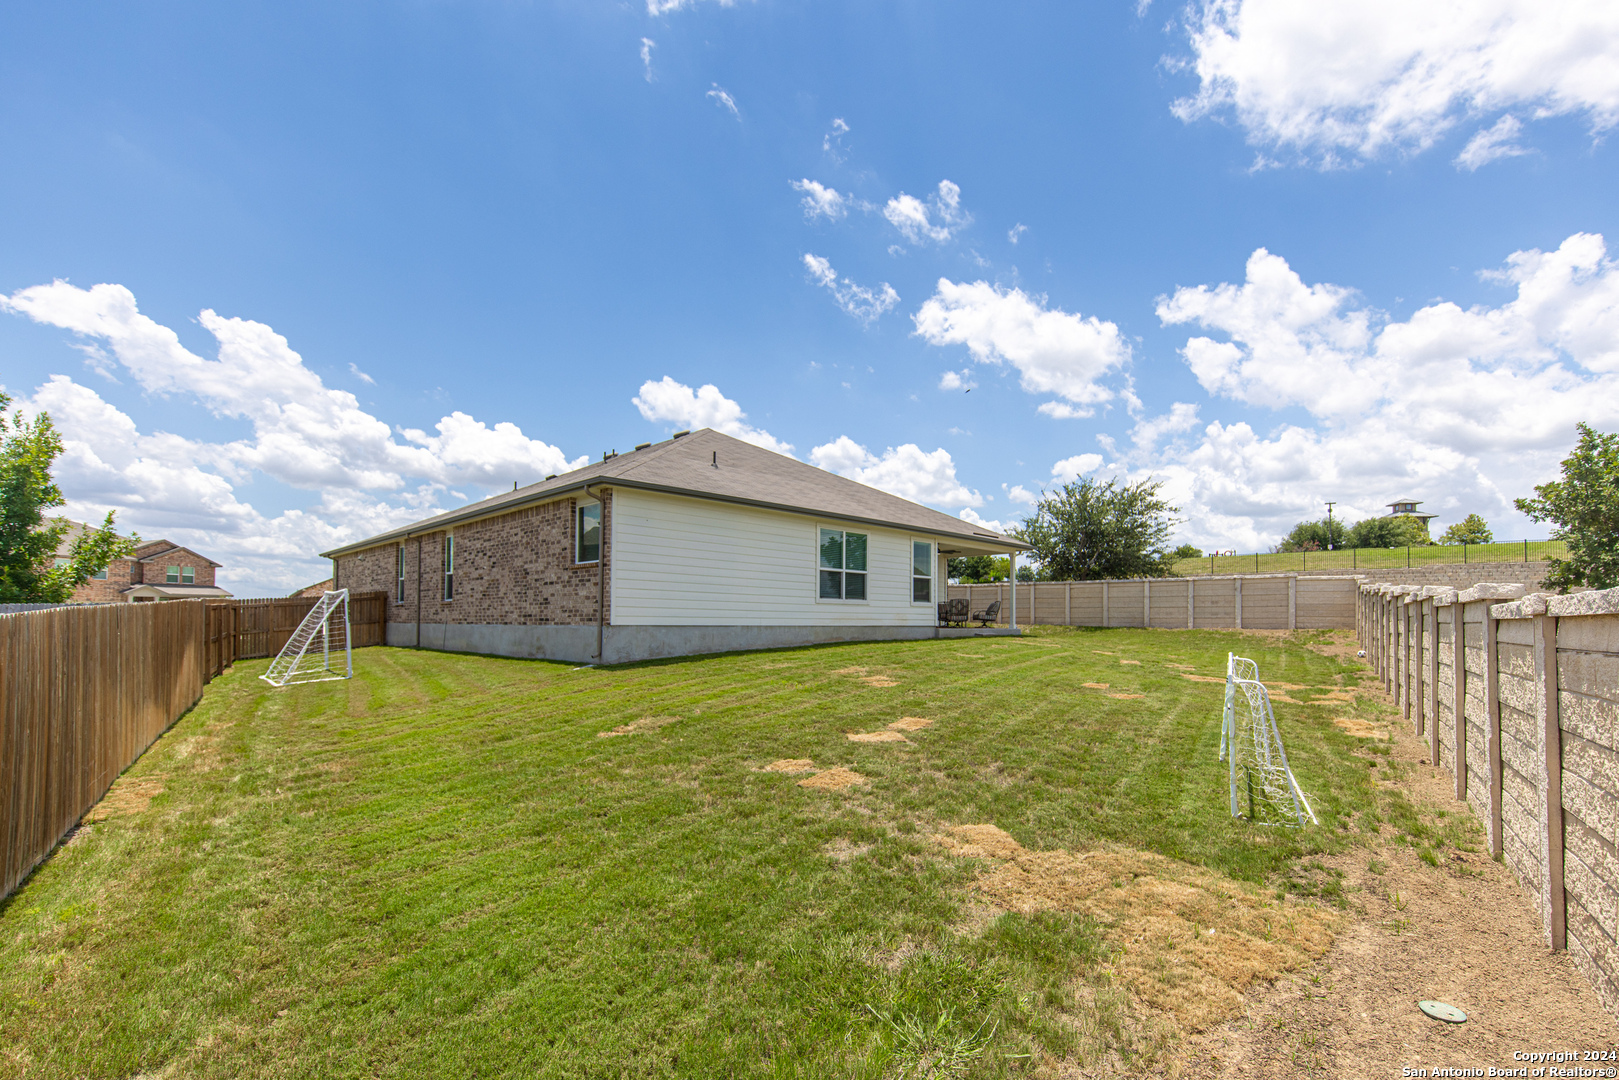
(260, 589), (354, 687)
(1221, 652), (1317, 828)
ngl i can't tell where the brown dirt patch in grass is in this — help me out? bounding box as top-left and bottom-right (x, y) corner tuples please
(597, 715), (680, 737)
(1119, 659), (1142, 665)
(1166, 663), (1196, 670)
(847, 730), (909, 744)
(1181, 673), (1227, 684)
(1093, 650), (1116, 655)
(1108, 693), (1147, 700)
(888, 717), (934, 732)
(797, 766), (866, 791)
(1082, 682), (1111, 690)
(832, 666), (868, 675)
(935, 825), (1338, 1034)
(1181, 698), (1618, 1076)
(1315, 690), (1359, 703)
(763, 759), (817, 774)
(858, 676), (898, 687)
(1331, 716), (1387, 739)
(83, 776), (165, 823)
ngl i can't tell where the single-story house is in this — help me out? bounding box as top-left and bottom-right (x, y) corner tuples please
(321, 428), (1031, 664)
(54, 524), (233, 603)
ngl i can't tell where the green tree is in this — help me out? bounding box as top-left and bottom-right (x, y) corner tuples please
(948, 555), (1009, 583)
(1347, 514), (1430, 549)
(1171, 543), (1203, 560)
(1438, 514), (1493, 545)
(1515, 423), (1619, 590)
(1015, 564), (1038, 582)
(0, 393), (136, 603)
(1013, 477), (1179, 581)
(1279, 517), (1348, 552)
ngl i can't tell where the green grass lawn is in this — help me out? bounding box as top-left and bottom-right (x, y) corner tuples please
(0, 629), (1446, 1078)
(1170, 539), (1565, 577)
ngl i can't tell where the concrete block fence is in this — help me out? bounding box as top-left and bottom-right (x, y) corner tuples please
(947, 573), (1358, 630)
(1360, 581), (1619, 1021)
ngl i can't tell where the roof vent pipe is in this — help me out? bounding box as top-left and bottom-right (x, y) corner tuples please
(712, 451), (718, 468)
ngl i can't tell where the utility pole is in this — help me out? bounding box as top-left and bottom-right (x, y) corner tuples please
(1325, 501), (1337, 550)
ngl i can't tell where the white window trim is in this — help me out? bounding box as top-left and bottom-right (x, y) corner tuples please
(575, 499), (602, 565)
(813, 523), (870, 604)
(909, 538), (935, 606)
(442, 533), (455, 602)
(396, 544), (406, 604)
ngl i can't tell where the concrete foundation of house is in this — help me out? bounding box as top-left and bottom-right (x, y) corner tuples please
(386, 621), (1022, 664)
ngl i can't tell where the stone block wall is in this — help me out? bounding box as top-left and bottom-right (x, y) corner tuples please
(1361, 582), (1619, 1020)
(947, 573), (1358, 630)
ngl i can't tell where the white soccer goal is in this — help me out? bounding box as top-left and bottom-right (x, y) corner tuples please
(1221, 652), (1317, 828)
(260, 589), (353, 687)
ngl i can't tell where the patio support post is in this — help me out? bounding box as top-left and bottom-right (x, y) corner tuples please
(1008, 551), (1018, 629)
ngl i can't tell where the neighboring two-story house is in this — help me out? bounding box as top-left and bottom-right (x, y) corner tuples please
(54, 523), (232, 603)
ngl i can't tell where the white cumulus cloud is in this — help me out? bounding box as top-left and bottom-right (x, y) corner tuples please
(1172, 0), (1619, 166)
(791, 179), (848, 221)
(1151, 232), (1619, 548)
(809, 436), (983, 509)
(631, 376), (794, 455)
(1051, 454), (1104, 484)
(640, 38), (656, 81)
(938, 370), (977, 391)
(883, 180), (971, 245)
(802, 254), (899, 325)
(1455, 114), (1530, 170)
(0, 281), (588, 594)
(914, 280), (1131, 415)
(957, 507), (1014, 535)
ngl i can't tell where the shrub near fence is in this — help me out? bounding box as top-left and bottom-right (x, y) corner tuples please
(0, 592), (388, 901)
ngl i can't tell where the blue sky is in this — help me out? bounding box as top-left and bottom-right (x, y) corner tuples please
(3, 0), (1617, 594)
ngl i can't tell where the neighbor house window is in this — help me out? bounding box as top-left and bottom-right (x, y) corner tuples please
(912, 541), (933, 603)
(53, 557), (68, 569)
(818, 528), (867, 600)
(396, 545), (406, 603)
(166, 566), (181, 584)
(91, 567), (106, 580)
(576, 501), (601, 563)
(181, 567), (195, 585)
(443, 534), (455, 601)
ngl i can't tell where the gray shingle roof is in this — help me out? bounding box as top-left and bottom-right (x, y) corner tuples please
(320, 428), (1027, 558)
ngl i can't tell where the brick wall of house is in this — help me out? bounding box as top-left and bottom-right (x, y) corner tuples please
(68, 557), (137, 603)
(333, 490), (612, 629)
(137, 547), (217, 588)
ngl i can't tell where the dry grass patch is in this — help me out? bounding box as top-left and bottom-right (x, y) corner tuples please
(1332, 716), (1387, 739)
(1081, 682), (1111, 690)
(832, 666), (868, 675)
(1119, 659), (1142, 665)
(763, 758), (817, 774)
(887, 717), (934, 732)
(797, 766), (866, 791)
(847, 730), (909, 744)
(1108, 693), (1146, 700)
(934, 825), (1338, 1034)
(1181, 674), (1226, 684)
(83, 776), (166, 823)
(858, 676), (898, 687)
(597, 715), (680, 737)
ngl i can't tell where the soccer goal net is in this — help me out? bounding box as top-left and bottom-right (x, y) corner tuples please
(261, 589), (353, 688)
(1220, 652), (1317, 828)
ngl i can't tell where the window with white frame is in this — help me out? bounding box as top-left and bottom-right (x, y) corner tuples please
(181, 566), (195, 585)
(576, 500), (601, 563)
(818, 528), (867, 600)
(166, 565), (181, 584)
(396, 544), (406, 603)
(443, 534), (455, 601)
(912, 540), (933, 603)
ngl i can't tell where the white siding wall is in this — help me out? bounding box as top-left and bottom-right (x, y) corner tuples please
(609, 488), (937, 627)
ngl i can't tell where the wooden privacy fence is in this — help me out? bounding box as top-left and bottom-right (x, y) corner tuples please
(217, 591), (386, 674)
(1, 591), (388, 900)
(946, 574), (1358, 630)
(1361, 581), (1619, 1023)
(0, 601), (205, 899)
